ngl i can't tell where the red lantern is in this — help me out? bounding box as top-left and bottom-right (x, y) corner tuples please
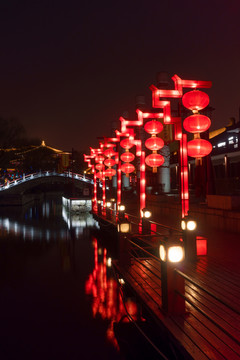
(120, 152), (135, 162)
(183, 114), (211, 133)
(120, 138), (134, 150)
(95, 163), (104, 171)
(145, 153), (164, 173)
(187, 139), (212, 158)
(96, 172), (103, 179)
(104, 158), (115, 167)
(182, 90), (209, 111)
(104, 149), (115, 157)
(95, 155), (105, 163)
(144, 120), (163, 135)
(105, 168), (116, 178)
(145, 136), (164, 151)
(121, 163), (135, 175)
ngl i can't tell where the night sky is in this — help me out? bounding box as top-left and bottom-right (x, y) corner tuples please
(1, 0), (240, 152)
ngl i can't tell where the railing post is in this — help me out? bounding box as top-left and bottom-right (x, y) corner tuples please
(160, 240), (185, 314)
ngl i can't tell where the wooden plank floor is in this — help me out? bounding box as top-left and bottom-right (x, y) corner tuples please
(113, 256), (240, 360)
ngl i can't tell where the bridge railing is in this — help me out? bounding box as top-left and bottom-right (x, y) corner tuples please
(0, 171), (93, 191)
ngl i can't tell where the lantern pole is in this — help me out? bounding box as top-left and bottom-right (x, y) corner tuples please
(84, 153), (97, 212)
(150, 74), (212, 220)
(180, 134), (189, 217)
(119, 117), (146, 217)
(103, 136), (122, 207)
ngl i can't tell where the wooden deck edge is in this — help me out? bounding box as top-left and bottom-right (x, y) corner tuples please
(113, 260), (208, 360)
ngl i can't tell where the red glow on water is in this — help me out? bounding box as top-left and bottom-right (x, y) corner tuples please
(85, 240), (139, 350)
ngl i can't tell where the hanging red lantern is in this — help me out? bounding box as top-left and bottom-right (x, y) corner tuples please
(182, 90), (209, 111)
(95, 163), (104, 171)
(95, 155), (105, 163)
(183, 114), (211, 133)
(121, 163), (135, 176)
(96, 172), (103, 179)
(120, 138), (134, 150)
(145, 153), (164, 173)
(120, 152), (135, 162)
(104, 158), (115, 167)
(144, 120), (163, 135)
(105, 168), (116, 178)
(104, 149), (115, 157)
(187, 139), (212, 158)
(145, 136), (164, 151)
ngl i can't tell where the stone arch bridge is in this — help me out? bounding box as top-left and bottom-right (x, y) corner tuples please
(0, 171), (93, 205)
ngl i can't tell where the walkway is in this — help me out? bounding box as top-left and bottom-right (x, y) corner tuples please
(95, 201), (240, 359)
(114, 252), (240, 359)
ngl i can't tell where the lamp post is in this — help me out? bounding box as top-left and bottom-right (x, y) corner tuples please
(181, 216), (197, 261)
(117, 203), (126, 221)
(117, 217), (131, 267)
(159, 239), (185, 314)
(141, 208), (152, 235)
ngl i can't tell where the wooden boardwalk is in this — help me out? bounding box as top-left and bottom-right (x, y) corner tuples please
(113, 255), (240, 360)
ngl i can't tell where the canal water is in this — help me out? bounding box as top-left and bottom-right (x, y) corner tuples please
(0, 194), (142, 360)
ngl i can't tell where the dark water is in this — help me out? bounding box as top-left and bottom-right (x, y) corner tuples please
(0, 194), (136, 360)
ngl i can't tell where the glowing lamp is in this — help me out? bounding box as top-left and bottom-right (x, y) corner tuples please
(181, 218), (197, 231)
(145, 136), (164, 151)
(120, 152), (135, 162)
(117, 219), (131, 233)
(95, 155), (105, 163)
(144, 120), (163, 135)
(104, 158), (115, 167)
(183, 114), (211, 133)
(187, 139), (212, 158)
(145, 153), (164, 172)
(121, 163), (135, 175)
(95, 163), (104, 171)
(105, 168), (116, 178)
(141, 208), (152, 219)
(120, 138), (134, 150)
(182, 90), (209, 111)
(106, 201), (111, 208)
(118, 204), (125, 212)
(159, 243), (184, 263)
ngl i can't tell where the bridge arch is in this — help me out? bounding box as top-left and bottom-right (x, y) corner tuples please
(0, 171), (93, 197)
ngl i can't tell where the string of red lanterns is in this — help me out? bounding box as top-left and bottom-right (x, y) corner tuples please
(144, 120), (164, 172)
(120, 138), (135, 177)
(182, 90), (212, 158)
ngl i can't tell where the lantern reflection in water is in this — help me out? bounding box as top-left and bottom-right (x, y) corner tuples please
(85, 238), (139, 349)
